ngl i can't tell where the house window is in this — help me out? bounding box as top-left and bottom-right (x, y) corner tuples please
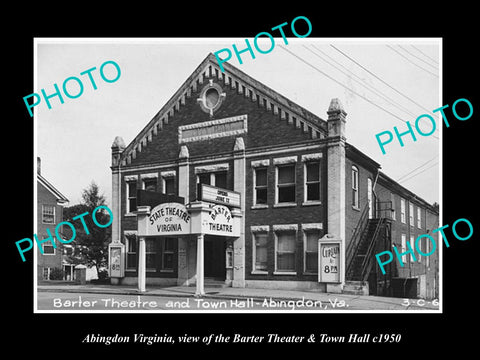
(146, 239), (157, 271)
(125, 233), (137, 270)
(417, 208), (422, 229)
(126, 181), (137, 213)
(304, 230), (319, 273)
(143, 177), (157, 192)
(254, 167), (268, 205)
(409, 203), (414, 227)
(161, 238), (175, 271)
(253, 232), (268, 272)
(276, 164), (296, 204)
(42, 205), (55, 224)
(42, 236), (55, 255)
(305, 161), (320, 202)
(352, 166), (359, 209)
(42, 267), (51, 280)
(401, 234), (407, 264)
(400, 198), (406, 223)
(391, 193), (396, 220)
(275, 231), (296, 272)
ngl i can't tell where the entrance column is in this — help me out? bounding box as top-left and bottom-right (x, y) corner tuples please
(232, 137), (246, 288)
(195, 234), (205, 296)
(138, 236), (146, 292)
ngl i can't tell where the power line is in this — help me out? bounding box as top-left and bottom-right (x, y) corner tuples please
(307, 45), (418, 119)
(329, 44), (432, 113)
(395, 155), (439, 183)
(411, 45), (439, 65)
(279, 45), (438, 140)
(386, 45), (439, 78)
(397, 45), (438, 70)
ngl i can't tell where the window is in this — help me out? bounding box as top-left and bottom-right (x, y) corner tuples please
(400, 198), (406, 223)
(126, 181), (137, 213)
(305, 162), (320, 202)
(42, 267), (51, 280)
(401, 234), (407, 264)
(275, 232), (296, 272)
(125, 233), (137, 270)
(277, 165), (296, 203)
(391, 193), (396, 220)
(42, 236), (55, 255)
(352, 166), (359, 208)
(409, 203), (414, 227)
(164, 177), (175, 195)
(145, 239), (157, 271)
(254, 168), (268, 205)
(304, 231), (319, 273)
(143, 178), (157, 192)
(214, 171), (227, 189)
(197, 171), (228, 189)
(253, 232), (268, 271)
(161, 238), (175, 271)
(417, 208), (422, 229)
(367, 178), (373, 218)
(410, 235), (415, 262)
(42, 205), (55, 224)
(426, 240), (430, 267)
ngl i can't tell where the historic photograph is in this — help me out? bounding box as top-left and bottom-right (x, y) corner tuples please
(33, 37), (441, 312)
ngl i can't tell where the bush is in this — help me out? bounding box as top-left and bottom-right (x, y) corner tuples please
(97, 269), (109, 280)
(50, 267), (64, 280)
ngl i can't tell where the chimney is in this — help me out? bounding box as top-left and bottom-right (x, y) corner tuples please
(37, 157), (41, 175)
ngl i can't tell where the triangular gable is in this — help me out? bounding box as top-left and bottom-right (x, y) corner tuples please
(37, 173), (69, 204)
(120, 53), (328, 165)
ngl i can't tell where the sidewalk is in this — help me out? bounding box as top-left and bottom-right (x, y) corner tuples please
(37, 282), (440, 311)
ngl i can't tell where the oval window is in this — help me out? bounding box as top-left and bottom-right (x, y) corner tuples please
(205, 88), (220, 109)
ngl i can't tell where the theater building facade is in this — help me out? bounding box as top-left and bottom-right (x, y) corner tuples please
(108, 53), (439, 298)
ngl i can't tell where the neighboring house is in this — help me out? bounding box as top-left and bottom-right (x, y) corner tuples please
(108, 53), (439, 299)
(37, 157), (71, 281)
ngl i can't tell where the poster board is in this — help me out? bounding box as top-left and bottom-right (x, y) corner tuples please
(318, 241), (341, 283)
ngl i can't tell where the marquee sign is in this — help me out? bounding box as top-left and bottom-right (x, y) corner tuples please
(146, 202), (191, 236)
(197, 183), (241, 208)
(201, 204), (239, 237)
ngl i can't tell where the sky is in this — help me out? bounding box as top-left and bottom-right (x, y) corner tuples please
(35, 38), (441, 208)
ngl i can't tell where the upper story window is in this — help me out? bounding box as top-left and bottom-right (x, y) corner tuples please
(125, 177), (137, 214)
(197, 171), (228, 189)
(143, 178), (157, 192)
(417, 207), (422, 228)
(42, 205), (55, 224)
(390, 193), (396, 220)
(276, 164), (296, 203)
(305, 161), (320, 202)
(352, 166), (359, 209)
(160, 171), (176, 196)
(409, 203), (414, 227)
(254, 167), (268, 205)
(400, 198), (406, 223)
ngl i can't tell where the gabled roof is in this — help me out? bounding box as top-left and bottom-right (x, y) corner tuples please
(119, 53), (329, 165)
(37, 173), (69, 204)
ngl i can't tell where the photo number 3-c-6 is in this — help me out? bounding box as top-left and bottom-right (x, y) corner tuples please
(402, 298), (439, 307)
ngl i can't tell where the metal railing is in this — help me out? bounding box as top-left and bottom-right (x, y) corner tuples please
(346, 203), (369, 277)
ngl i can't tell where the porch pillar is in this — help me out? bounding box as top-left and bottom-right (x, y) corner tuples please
(138, 236), (146, 292)
(195, 234), (205, 296)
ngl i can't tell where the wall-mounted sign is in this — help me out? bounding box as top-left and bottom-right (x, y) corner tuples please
(146, 202), (191, 236)
(319, 242), (341, 283)
(201, 204), (240, 237)
(198, 183), (241, 208)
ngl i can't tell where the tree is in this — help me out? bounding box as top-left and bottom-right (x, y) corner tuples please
(63, 181), (111, 275)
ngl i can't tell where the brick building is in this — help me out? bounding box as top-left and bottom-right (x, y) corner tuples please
(108, 53), (439, 299)
(37, 158), (72, 281)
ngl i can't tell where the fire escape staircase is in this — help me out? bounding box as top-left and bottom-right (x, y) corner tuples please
(344, 202), (391, 295)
